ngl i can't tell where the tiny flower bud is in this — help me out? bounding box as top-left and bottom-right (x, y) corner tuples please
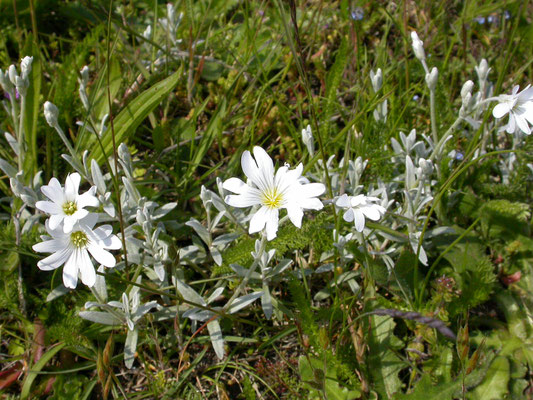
(20, 56), (33, 81)
(461, 92), (472, 111)
(475, 59), (490, 82)
(15, 76), (28, 97)
(8, 65), (18, 86)
(143, 25), (152, 40)
(460, 80), (474, 100)
(43, 101), (59, 127)
(419, 158), (434, 176)
(425, 67), (438, 91)
(80, 65), (90, 87)
(301, 124), (314, 155)
(411, 31), (426, 61)
(370, 68), (383, 92)
(0, 69), (14, 93)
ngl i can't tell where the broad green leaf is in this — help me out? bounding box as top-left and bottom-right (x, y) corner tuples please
(89, 69), (182, 163)
(367, 314), (403, 398)
(468, 356), (510, 400)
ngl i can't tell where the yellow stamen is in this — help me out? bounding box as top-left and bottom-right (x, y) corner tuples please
(262, 188), (283, 209)
(62, 201), (78, 216)
(70, 231), (88, 248)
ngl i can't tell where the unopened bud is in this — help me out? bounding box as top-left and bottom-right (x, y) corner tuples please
(370, 68), (382, 92)
(80, 65), (90, 87)
(425, 67), (438, 91)
(8, 65), (18, 86)
(475, 59), (490, 82)
(20, 56), (33, 81)
(301, 124), (314, 155)
(44, 101), (59, 127)
(14, 76), (28, 97)
(411, 31), (426, 61)
(419, 158), (434, 176)
(460, 80), (474, 100)
(143, 25), (152, 40)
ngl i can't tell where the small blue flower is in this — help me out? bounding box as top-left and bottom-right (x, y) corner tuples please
(487, 15), (495, 24)
(504, 10), (511, 20)
(413, 95), (420, 101)
(350, 7), (364, 21)
(455, 151), (464, 161)
(474, 16), (485, 24)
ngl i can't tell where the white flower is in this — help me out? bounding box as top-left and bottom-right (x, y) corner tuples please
(492, 85), (533, 134)
(223, 146), (325, 240)
(36, 173), (99, 232)
(336, 194), (386, 232)
(33, 214), (122, 289)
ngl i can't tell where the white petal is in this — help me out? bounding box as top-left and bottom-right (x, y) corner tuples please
(362, 205), (382, 221)
(222, 178), (248, 194)
(299, 182), (325, 198)
(298, 197), (324, 210)
(286, 204), (303, 228)
(264, 208), (279, 240)
(93, 224), (113, 239)
(104, 235), (122, 250)
(253, 146), (274, 186)
(48, 214), (64, 231)
(514, 113), (530, 134)
(41, 178), (64, 204)
(37, 247), (72, 270)
(79, 213), (98, 230)
(493, 102), (510, 119)
(77, 189), (99, 208)
(88, 243), (116, 268)
(63, 215), (77, 233)
(336, 194), (351, 208)
(79, 249), (96, 287)
(342, 208), (354, 222)
(64, 173), (81, 200)
(353, 209), (366, 232)
(63, 251), (80, 289)
(249, 206), (269, 234)
(225, 190), (261, 208)
(521, 102), (533, 124)
(506, 115), (516, 133)
(241, 150), (262, 189)
(35, 201), (61, 215)
(33, 239), (66, 253)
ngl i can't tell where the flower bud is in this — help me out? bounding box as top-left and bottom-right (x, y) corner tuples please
(460, 80), (474, 101)
(44, 101), (59, 127)
(80, 65), (90, 87)
(301, 124), (314, 155)
(0, 69), (14, 93)
(461, 92), (472, 112)
(475, 59), (490, 82)
(143, 25), (152, 40)
(8, 65), (18, 86)
(20, 56), (33, 81)
(419, 158), (434, 176)
(411, 31), (426, 61)
(370, 68), (382, 92)
(425, 67), (438, 91)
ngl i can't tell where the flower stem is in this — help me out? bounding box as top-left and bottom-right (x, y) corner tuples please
(223, 234), (267, 311)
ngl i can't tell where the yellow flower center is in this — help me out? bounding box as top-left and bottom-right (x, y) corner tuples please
(70, 231), (88, 248)
(262, 188), (283, 209)
(62, 201), (78, 216)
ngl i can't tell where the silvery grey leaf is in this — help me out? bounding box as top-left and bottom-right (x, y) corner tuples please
(124, 328), (139, 368)
(210, 247), (223, 266)
(46, 284), (70, 302)
(0, 158), (17, 179)
(261, 285), (272, 320)
(91, 159), (106, 193)
(78, 311), (122, 326)
(206, 287), (225, 304)
(212, 233), (240, 247)
(227, 292), (262, 314)
(207, 319), (225, 359)
(185, 218), (210, 244)
(152, 202), (177, 219)
(175, 279), (207, 306)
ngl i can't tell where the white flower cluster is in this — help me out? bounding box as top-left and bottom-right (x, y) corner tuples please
(32, 173), (121, 289)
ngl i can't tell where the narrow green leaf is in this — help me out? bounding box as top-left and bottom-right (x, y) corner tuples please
(89, 69), (182, 163)
(21, 343), (66, 399)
